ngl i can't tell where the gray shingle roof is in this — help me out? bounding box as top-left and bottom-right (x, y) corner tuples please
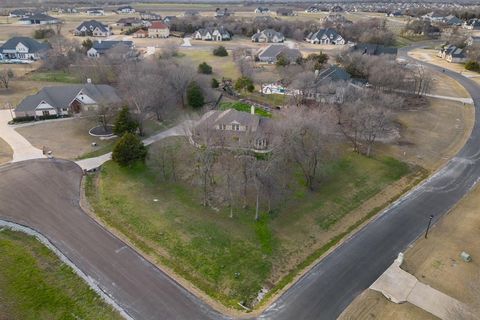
(15, 84), (121, 113)
(258, 44), (301, 62)
(0, 37), (50, 53)
(19, 13), (59, 22)
(252, 29), (285, 42)
(316, 65), (351, 83)
(75, 20), (109, 33)
(354, 43), (398, 56)
(91, 40), (133, 54)
(306, 28), (343, 42)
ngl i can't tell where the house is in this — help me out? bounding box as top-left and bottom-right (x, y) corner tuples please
(133, 29), (148, 38)
(193, 108), (273, 151)
(74, 20), (110, 37)
(305, 5), (324, 13)
(85, 8), (104, 16)
(463, 19), (480, 30)
(251, 29), (285, 43)
(116, 18), (144, 28)
(184, 10), (200, 17)
(442, 15), (463, 26)
(56, 7), (78, 14)
(9, 9), (33, 18)
(0, 37), (50, 60)
(163, 16), (177, 24)
(87, 40), (134, 58)
(330, 5), (344, 12)
(139, 11), (162, 21)
(305, 65), (351, 104)
(116, 6), (135, 14)
(353, 43), (398, 56)
(257, 44), (302, 64)
(422, 11), (446, 22)
(437, 45), (466, 63)
(305, 29), (345, 45)
(14, 83), (121, 119)
(387, 11), (402, 17)
(148, 21), (170, 38)
(276, 8), (295, 16)
(466, 36), (480, 47)
(193, 27), (231, 41)
(19, 13), (60, 25)
(215, 8), (233, 18)
(321, 13), (352, 25)
(255, 7), (270, 14)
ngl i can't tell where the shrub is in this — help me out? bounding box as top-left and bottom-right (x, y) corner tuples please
(113, 106), (138, 136)
(198, 62), (213, 74)
(211, 78), (219, 88)
(112, 132), (148, 166)
(275, 53), (290, 67)
(81, 39), (93, 51)
(213, 45), (228, 57)
(187, 81), (205, 108)
(465, 60), (480, 72)
(235, 76), (255, 93)
(33, 28), (55, 39)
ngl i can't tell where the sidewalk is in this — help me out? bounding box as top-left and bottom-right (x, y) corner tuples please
(0, 110), (44, 162)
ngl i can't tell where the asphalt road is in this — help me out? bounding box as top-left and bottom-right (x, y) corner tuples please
(259, 46), (480, 319)
(0, 46), (479, 320)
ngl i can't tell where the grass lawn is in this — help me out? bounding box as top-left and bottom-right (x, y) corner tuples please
(180, 50), (240, 79)
(86, 144), (412, 309)
(0, 230), (122, 320)
(219, 101), (272, 117)
(25, 70), (82, 84)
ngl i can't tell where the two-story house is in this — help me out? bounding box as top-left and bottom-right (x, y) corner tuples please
(74, 20), (110, 37)
(305, 28), (345, 45)
(0, 37), (50, 60)
(251, 29), (285, 43)
(193, 27), (231, 41)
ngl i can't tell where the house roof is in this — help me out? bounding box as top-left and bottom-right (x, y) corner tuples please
(258, 44), (301, 61)
(0, 37), (50, 53)
(306, 28), (343, 41)
(76, 20), (108, 32)
(252, 29), (284, 41)
(316, 65), (351, 83)
(117, 17), (142, 24)
(20, 13), (58, 22)
(276, 8), (293, 14)
(196, 26), (230, 37)
(15, 84), (121, 113)
(117, 5), (134, 10)
(91, 40), (133, 54)
(149, 21), (169, 29)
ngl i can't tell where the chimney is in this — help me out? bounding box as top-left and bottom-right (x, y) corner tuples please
(87, 78), (92, 84)
(251, 105), (255, 115)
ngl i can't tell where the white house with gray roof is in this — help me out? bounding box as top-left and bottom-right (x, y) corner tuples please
(14, 83), (121, 119)
(193, 27), (231, 41)
(74, 20), (110, 37)
(0, 37), (50, 60)
(305, 29), (345, 45)
(257, 44), (301, 64)
(19, 13), (60, 25)
(252, 29), (285, 43)
(87, 40), (134, 58)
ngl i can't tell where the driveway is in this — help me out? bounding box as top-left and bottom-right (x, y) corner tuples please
(0, 110), (44, 162)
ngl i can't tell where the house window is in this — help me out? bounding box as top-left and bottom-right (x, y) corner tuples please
(232, 124), (240, 131)
(219, 124), (226, 130)
(42, 110), (50, 116)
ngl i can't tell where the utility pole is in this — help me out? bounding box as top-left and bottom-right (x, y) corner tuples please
(425, 215), (434, 239)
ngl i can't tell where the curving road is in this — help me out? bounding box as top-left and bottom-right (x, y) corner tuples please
(0, 45), (479, 320)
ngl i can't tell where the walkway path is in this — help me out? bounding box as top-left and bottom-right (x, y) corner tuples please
(0, 110), (44, 162)
(75, 121), (190, 171)
(370, 254), (470, 320)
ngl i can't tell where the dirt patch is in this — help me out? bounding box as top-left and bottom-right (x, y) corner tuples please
(15, 117), (114, 160)
(0, 138), (13, 164)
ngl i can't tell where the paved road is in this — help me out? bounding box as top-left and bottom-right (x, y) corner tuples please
(0, 160), (227, 320)
(0, 46), (479, 320)
(259, 46), (480, 319)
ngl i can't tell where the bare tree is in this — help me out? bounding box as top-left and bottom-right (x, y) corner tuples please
(163, 62), (196, 108)
(410, 65), (433, 96)
(96, 102), (118, 132)
(0, 68), (14, 89)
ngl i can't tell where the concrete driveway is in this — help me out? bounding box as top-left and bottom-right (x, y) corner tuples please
(0, 110), (44, 162)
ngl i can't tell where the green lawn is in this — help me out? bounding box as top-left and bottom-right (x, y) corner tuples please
(0, 230), (122, 320)
(220, 101), (272, 117)
(86, 143), (412, 310)
(180, 50), (240, 79)
(26, 70), (82, 83)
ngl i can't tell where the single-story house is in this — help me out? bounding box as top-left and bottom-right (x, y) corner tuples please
(257, 44), (302, 64)
(19, 13), (60, 25)
(9, 9), (33, 18)
(463, 19), (480, 30)
(14, 83), (121, 118)
(387, 11), (402, 17)
(305, 28), (345, 45)
(442, 15), (463, 26)
(353, 43), (398, 56)
(276, 8), (295, 16)
(466, 36), (480, 47)
(193, 27), (231, 41)
(87, 40), (134, 58)
(193, 108), (273, 151)
(437, 45), (466, 63)
(306, 65), (351, 103)
(255, 7), (270, 14)
(184, 10), (200, 17)
(85, 8), (104, 16)
(133, 29), (148, 38)
(74, 20), (110, 37)
(252, 29), (285, 43)
(116, 5), (135, 14)
(0, 37), (50, 60)
(215, 8), (233, 18)
(116, 18), (144, 28)
(330, 5), (344, 12)
(139, 11), (162, 21)
(148, 21), (170, 38)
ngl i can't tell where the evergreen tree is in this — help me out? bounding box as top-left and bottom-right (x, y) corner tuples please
(113, 106), (138, 136)
(112, 133), (148, 166)
(187, 81), (205, 108)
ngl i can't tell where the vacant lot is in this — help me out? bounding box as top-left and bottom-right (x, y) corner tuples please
(0, 138), (12, 164)
(340, 176), (480, 319)
(180, 49), (241, 79)
(86, 145), (416, 309)
(0, 229), (122, 320)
